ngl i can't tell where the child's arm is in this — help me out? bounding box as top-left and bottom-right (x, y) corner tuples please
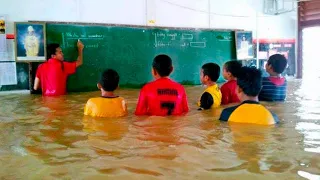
(33, 64), (42, 91)
(33, 77), (40, 91)
(198, 92), (214, 110)
(220, 84), (229, 105)
(258, 77), (270, 101)
(135, 87), (148, 115)
(122, 99), (128, 115)
(84, 99), (93, 116)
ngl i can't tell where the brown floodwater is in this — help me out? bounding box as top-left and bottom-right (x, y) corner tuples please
(0, 79), (319, 179)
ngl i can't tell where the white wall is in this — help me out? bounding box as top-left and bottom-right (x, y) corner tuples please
(152, 0), (296, 39)
(0, 0), (296, 38)
(1, 0), (147, 33)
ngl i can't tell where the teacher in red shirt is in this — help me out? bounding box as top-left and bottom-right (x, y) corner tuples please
(33, 40), (84, 96)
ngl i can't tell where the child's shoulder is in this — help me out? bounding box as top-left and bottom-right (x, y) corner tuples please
(264, 76), (286, 80)
(87, 96), (124, 101)
(144, 78), (185, 89)
(221, 80), (236, 88)
(86, 97), (101, 104)
(263, 76), (287, 86)
(117, 96), (125, 101)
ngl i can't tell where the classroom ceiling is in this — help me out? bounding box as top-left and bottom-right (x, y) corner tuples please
(299, 0), (320, 27)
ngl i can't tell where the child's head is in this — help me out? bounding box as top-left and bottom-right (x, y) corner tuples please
(223, 60), (242, 80)
(200, 63), (220, 85)
(98, 69), (119, 92)
(265, 54), (287, 75)
(152, 54), (173, 78)
(236, 66), (262, 100)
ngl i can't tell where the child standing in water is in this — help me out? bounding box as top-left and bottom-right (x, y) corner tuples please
(220, 60), (242, 105)
(219, 66), (279, 125)
(135, 54), (189, 116)
(197, 63), (222, 110)
(259, 54), (287, 101)
(84, 69), (127, 117)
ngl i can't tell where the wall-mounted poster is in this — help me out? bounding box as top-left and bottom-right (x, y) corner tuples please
(235, 31), (253, 60)
(0, 16), (5, 34)
(14, 22), (46, 62)
(0, 15), (6, 58)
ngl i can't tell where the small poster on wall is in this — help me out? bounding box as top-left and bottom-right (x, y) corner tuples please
(14, 22), (46, 62)
(0, 15), (7, 61)
(235, 31), (253, 60)
(0, 62), (17, 85)
(0, 16), (5, 34)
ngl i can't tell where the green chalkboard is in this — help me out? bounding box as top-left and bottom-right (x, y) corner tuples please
(46, 23), (236, 92)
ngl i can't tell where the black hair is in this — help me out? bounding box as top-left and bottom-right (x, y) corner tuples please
(99, 69), (120, 92)
(237, 66), (262, 97)
(152, 54), (173, 77)
(202, 63), (220, 82)
(224, 60), (243, 78)
(267, 54), (287, 74)
(47, 43), (60, 60)
(47, 43), (64, 71)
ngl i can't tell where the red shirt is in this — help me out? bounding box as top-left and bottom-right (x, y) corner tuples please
(220, 80), (240, 105)
(36, 58), (76, 96)
(135, 78), (189, 116)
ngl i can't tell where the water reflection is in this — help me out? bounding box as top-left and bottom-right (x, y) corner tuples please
(0, 80), (319, 179)
(82, 116), (129, 157)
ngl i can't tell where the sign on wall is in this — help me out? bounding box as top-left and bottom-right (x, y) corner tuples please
(235, 31), (254, 60)
(0, 15), (7, 60)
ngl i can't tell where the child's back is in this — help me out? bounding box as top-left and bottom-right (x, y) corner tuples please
(85, 96), (126, 117)
(220, 67), (279, 125)
(198, 63), (222, 109)
(135, 55), (188, 116)
(259, 76), (286, 101)
(220, 60), (242, 105)
(84, 69), (127, 118)
(136, 77), (188, 116)
(259, 54), (287, 102)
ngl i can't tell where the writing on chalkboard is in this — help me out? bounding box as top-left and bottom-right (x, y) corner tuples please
(190, 42), (206, 48)
(153, 32), (205, 48)
(154, 32), (178, 40)
(66, 32), (79, 38)
(167, 33), (177, 40)
(63, 32), (104, 40)
(65, 43), (99, 49)
(62, 32), (103, 49)
(154, 32), (194, 40)
(154, 41), (206, 48)
(88, 34), (103, 38)
(154, 42), (173, 47)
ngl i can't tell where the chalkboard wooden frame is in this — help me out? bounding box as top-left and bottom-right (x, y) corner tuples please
(30, 20), (243, 32)
(14, 22), (47, 63)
